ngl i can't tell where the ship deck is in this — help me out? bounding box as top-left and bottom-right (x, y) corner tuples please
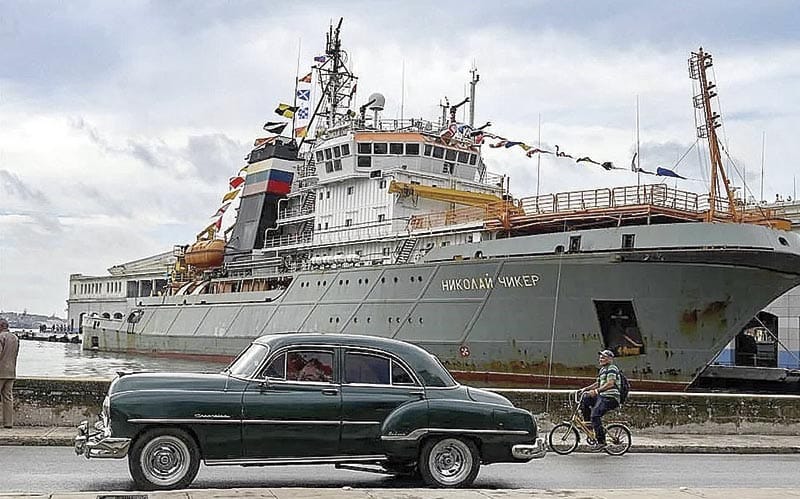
(409, 184), (787, 235)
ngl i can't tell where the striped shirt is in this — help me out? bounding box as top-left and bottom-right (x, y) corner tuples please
(597, 364), (620, 402)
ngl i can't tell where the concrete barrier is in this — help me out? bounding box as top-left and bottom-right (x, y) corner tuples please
(11, 377), (800, 435)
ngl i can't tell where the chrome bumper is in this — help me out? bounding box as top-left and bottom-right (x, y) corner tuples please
(74, 420), (130, 459)
(512, 438), (547, 460)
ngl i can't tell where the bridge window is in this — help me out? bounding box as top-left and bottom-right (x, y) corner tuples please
(357, 156), (371, 168)
(324, 149), (332, 160)
(341, 144), (350, 156)
(379, 179), (387, 189)
(325, 162), (333, 173)
(432, 146), (444, 159)
(390, 143), (403, 155)
(315, 151), (324, 162)
(424, 144), (433, 156)
(347, 186), (354, 195)
(373, 143), (388, 155)
(457, 151), (469, 163)
(358, 143), (371, 154)
(333, 146), (341, 158)
(406, 143), (420, 155)
(445, 149), (457, 161)
(333, 159), (342, 171)
(469, 154), (477, 165)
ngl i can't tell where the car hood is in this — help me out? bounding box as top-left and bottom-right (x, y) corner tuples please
(110, 372), (232, 395)
(466, 386), (513, 407)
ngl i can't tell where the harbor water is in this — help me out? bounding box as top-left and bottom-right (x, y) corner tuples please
(14, 335), (228, 378)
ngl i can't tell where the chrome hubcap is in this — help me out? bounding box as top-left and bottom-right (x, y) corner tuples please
(141, 435), (190, 486)
(429, 438), (472, 485)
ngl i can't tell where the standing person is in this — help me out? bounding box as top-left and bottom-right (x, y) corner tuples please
(0, 318), (20, 429)
(579, 349), (621, 451)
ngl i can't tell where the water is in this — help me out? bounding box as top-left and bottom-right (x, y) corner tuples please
(15, 338), (228, 378)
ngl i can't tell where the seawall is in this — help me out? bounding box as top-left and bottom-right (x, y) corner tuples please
(11, 377), (800, 435)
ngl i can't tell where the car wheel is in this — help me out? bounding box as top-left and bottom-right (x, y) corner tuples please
(128, 428), (200, 491)
(419, 436), (480, 488)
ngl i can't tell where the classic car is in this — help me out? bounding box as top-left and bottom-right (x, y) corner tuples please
(75, 333), (546, 490)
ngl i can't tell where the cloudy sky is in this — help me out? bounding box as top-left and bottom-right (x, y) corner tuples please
(1, 1), (799, 316)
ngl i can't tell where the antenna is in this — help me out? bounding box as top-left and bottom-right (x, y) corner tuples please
(635, 95), (641, 190)
(439, 97), (449, 127)
(760, 131), (765, 202)
(400, 60), (405, 122)
(468, 65), (479, 127)
(536, 113), (542, 197)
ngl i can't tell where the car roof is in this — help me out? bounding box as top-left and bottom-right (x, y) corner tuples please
(252, 332), (456, 386)
(254, 332), (428, 358)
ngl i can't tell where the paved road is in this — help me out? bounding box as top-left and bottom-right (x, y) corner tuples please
(3, 447), (800, 492)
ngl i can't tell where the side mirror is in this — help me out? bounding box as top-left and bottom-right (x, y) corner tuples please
(259, 379), (272, 392)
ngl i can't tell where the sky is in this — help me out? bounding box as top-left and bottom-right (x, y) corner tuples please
(1, 0), (799, 316)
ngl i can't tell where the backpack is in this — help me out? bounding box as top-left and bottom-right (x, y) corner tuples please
(617, 369), (630, 404)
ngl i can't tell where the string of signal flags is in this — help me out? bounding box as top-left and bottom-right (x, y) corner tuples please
(479, 130), (688, 180)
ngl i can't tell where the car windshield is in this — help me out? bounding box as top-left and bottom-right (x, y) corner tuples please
(225, 343), (269, 378)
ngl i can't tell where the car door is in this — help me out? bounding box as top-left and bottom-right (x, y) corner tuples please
(242, 347), (341, 459)
(340, 349), (425, 456)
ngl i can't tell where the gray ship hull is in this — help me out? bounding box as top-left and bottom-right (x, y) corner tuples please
(84, 223), (800, 388)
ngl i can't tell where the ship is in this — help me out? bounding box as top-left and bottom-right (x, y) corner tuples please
(74, 21), (800, 391)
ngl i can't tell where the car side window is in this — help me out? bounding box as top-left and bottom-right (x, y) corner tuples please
(344, 352), (390, 385)
(286, 350), (334, 383)
(391, 360), (415, 385)
(260, 352), (287, 379)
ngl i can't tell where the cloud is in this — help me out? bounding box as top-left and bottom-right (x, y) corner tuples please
(1, 2), (799, 316)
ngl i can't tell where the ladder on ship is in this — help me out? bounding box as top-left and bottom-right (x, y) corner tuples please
(301, 192), (316, 214)
(395, 238), (417, 264)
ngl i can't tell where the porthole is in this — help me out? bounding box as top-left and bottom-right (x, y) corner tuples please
(417, 275), (423, 282)
(474, 251), (484, 259)
(323, 281), (327, 286)
(555, 245), (565, 254)
(407, 317), (412, 323)
(419, 317), (424, 324)
(329, 317), (334, 323)
(353, 317), (358, 323)
(339, 280), (343, 285)
(335, 317), (340, 323)
(388, 317), (393, 323)
(395, 317), (400, 323)
(394, 277), (399, 283)
(367, 317), (371, 323)
(317, 281), (321, 286)
(779, 237), (789, 247)
(346, 279), (350, 285)
(381, 277), (386, 283)
(365, 278), (369, 284)
(358, 279), (362, 285)
(410, 276), (415, 282)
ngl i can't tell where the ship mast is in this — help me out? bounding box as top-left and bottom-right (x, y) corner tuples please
(689, 48), (738, 222)
(315, 18), (357, 134)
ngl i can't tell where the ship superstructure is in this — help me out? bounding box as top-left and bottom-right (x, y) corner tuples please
(71, 22), (800, 390)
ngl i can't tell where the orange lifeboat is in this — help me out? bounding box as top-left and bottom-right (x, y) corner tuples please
(185, 239), (225, 269)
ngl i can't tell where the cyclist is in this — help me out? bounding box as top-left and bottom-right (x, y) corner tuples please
(579, 349), (620, 451)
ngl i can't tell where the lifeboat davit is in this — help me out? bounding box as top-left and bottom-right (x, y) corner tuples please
(185, 239), (225, 269)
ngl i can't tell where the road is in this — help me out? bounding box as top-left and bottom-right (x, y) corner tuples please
(2, 447), (800, 492)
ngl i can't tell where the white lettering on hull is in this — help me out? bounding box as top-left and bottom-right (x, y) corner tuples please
(441, 274), (540, 292)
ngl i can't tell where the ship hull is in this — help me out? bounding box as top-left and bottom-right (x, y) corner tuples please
(83, 246), (800, 387)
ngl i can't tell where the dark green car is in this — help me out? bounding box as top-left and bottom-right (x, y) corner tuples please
(75, 333), (545, 489)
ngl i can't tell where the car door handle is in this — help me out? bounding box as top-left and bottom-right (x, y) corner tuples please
(321, 388), (339, 396)
(408, 390), (425, 398)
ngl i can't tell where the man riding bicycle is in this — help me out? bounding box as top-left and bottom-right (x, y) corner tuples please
(579, 349), (621, 451)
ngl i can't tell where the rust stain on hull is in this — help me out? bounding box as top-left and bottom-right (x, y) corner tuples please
(680, 300), (729, 336)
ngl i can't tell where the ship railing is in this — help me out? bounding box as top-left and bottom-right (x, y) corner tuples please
(517, 184), (706, 215)
(295, 163), (317, 179)
(475, 170), (505, 187)
(409, 205), (495, 231)
(263, 231), (314, 248)
(278, 206), (315, 220)
(313, 222), (396, 245)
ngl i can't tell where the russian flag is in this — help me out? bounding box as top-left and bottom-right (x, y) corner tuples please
(267, 169), (294, 195)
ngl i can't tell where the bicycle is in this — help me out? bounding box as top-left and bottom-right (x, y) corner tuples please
(548, 390), (632, 456)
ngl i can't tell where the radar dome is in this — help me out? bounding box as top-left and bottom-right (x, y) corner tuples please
(367, 93), (385, 111)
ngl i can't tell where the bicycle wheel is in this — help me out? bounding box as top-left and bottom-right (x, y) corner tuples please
(548, 423), (580, 455)
(604, 423), (631, 456)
